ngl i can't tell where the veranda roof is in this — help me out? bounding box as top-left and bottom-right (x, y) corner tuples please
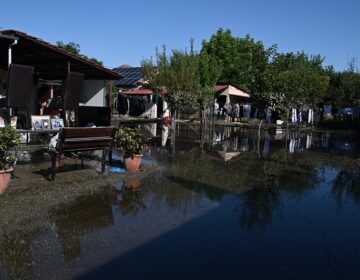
(0, 30), (123, 80)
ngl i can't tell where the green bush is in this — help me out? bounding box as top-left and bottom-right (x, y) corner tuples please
(0, 125), (20, 170)
(116, 127), (148, 159)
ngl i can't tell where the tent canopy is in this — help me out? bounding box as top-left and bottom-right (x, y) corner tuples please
(217, 85), (250, 98)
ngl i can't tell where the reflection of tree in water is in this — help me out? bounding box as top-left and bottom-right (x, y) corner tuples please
(144, 171), (205, 216)
(331, 171), (360, 206)
(150, 129), (358, 228)
(237, 187), (280, 229)
(54, 192), (115, 261)
(166, 176), (227, 202)
(160, 147), (284, 229)
(236, 164), (319, 229)
(117, 188), (146, 216)
(278, 166), (320, 195)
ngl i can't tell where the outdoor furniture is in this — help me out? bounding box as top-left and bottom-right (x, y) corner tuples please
(16, 128), (59, 145)
(4, 63), (34, 128)
(42, 126), (116, 181)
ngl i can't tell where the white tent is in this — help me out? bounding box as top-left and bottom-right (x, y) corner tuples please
(217, 85), (250, 104)
(218, 150), (241, 162)
(218, 85), (250, 98)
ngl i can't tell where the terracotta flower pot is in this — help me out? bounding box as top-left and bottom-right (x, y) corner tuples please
(124, 155), (142, 172)
(0, 168), (13, 195)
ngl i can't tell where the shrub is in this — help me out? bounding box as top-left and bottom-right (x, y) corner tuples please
(0, 125), (20, 170)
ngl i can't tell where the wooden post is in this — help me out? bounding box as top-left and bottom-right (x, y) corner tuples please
(108, 81), (112, 112)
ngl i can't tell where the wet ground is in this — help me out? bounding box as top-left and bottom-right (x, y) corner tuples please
(1, 123), (360, 279)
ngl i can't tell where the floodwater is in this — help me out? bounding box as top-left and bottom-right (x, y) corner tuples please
(1, 123), (360, 279)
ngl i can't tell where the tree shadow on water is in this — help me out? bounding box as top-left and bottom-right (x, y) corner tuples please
(167, 175), (228, 202)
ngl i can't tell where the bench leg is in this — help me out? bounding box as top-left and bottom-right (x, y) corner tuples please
(108, 149), (113, 165)
(101, 150), (106, 173)
(51, 153), (56, 181)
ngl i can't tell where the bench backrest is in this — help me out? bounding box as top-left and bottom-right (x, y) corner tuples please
(56, 127), (116, 154)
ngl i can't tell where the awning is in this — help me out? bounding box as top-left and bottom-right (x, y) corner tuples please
(122, 89), (154, 95)
(208, 149), (241, 162)
(218, 85), (250, 98)
(218, 150), (241, 162)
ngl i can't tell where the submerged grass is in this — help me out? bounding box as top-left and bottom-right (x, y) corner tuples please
(0, 165), (159, 237)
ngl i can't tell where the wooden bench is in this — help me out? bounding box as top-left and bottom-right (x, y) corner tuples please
(43, 126), (117, 181)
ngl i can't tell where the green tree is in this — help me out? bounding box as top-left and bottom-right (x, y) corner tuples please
(56, 41), (80, 55)
(200, 28), (276, 95)
(87, 57), (103, 66)
(265, 52), (329, 119)
(56, 41), (103, 65)
(326, 59), (360, 108)
(142, 41), (220, 123)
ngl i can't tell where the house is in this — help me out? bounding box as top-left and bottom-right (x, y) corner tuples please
(113, 65), (144, 90)
(113, 65), (169, 119)
(0, 30), (123, 128)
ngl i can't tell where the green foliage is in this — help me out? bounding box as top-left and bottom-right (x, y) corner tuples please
(116, 127), (148, 158)
(56, 41), (103, 65)
(326, 70), (360, 107)
(142, 28), (359, 120)
(87, 57), (103, 66)
(56, 41), (80, 55)
(201, 28), (276, 94)
(200, 29), (334, 118)
(0, 125), (21, 170)
(264, 51), (329, 116)
(141, 40), (220, 113)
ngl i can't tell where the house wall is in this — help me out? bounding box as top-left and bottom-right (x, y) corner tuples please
(163, 100), (170, 117)
(80, 80), (106, 107)
(141, 103), (157, 119)
(0, 69), (7, 91)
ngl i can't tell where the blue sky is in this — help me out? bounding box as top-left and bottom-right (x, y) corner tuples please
(1, 0), (359, 71)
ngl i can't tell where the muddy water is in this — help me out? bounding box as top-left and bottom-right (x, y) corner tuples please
(1, 124), (360, 279)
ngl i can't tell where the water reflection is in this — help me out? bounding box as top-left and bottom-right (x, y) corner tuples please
(54, 193), (115, 261)
(331, 170), (360, 206)
(237, 187), (280, 229)
(1, 124), (360, 279)
(116, 178), (146, 216)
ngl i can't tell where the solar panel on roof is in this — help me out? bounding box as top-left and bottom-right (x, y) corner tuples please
(113, 67), (143, 86)
(127, 73), (141, 79)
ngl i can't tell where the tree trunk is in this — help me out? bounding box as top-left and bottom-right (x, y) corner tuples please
(200, 109), (207, 126)
(171, 109), (176, 127)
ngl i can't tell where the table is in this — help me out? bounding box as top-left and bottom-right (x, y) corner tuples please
(16, 129), (59, 145)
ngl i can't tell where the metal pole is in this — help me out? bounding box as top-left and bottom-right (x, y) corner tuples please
(108, 81), (112, 110)
(8, 46), (11, 66)
(8, 39), (18, 67)
(8, 39), (18, 118)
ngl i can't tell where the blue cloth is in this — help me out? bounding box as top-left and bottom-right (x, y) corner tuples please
(243, 104), (251, 118)
(265, 110), (272, 123)
(110, 167), (126, 173)
(263, 137), (270, 155)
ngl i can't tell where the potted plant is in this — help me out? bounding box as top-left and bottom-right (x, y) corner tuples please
(0, 125), (20, 194)
(116, 127), (148, 172)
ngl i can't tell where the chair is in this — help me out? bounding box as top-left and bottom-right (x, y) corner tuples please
(61, 71), (84, 126)
(6, 64), (34, 129)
